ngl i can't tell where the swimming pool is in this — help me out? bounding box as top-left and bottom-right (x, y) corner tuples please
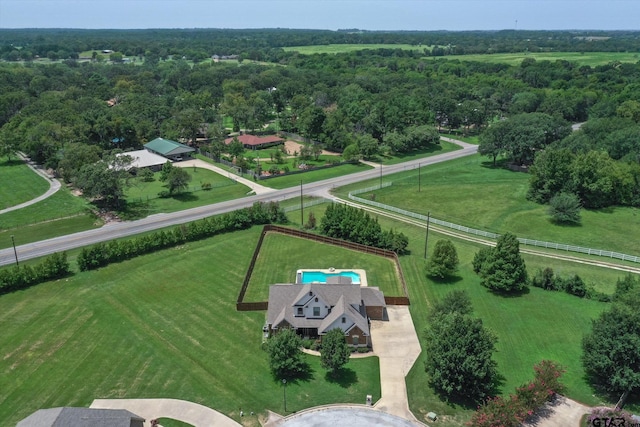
(299, 270), (361, 285)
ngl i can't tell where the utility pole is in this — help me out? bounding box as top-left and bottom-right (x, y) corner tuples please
(418, 163), (421, 192)
(379, 161), (383, 189)
(11, 235), (19, 266)
(424, 212), (430, 259)
(300, 180), (304, 227)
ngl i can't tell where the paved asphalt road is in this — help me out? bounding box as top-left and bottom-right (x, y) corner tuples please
(0, 143), (477, 267)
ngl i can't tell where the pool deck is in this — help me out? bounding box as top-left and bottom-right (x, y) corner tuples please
(296, 268), (368, 287)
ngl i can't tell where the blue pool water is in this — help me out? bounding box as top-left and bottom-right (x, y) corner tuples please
(301, 271), (361, 284)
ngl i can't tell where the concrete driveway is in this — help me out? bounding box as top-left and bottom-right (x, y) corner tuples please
(174, 158), (276, 195)
(370, 306), (423, 423)
(91, 398), (241, 427)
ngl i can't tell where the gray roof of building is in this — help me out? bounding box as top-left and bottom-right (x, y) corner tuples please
(361, 287), (386, 307)
(116, 149), (170, 169)
(267, 283), (385, 336)
(17, 407), (144, 427)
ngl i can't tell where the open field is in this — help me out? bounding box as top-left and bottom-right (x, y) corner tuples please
(333, 154), (640, 258)
(283, 44), (427, 55)
(430, 51), (640, 67)
(0, 227), (381, 427)
(261, 162), (373, 189)
(0, 187), (101, 250)
(0, 157), (49, 210)
(369, 216), (632, 424)
(380, 140), (461, 165)
(244, 232), (404, 301)
(122, 167), (251, 219)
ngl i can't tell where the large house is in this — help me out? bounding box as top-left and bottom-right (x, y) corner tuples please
(224, 134), (284, 150)
(266, 283), (386, 348)
(143, 137), (195, 161)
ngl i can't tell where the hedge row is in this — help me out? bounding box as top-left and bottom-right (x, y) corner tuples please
(0, 252), (70, 294)
(77, 201), (288, 271)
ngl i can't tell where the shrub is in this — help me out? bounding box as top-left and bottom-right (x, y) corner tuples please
(0, 252), (70, 294)
(157, 190), (171, 198)
(201, 182), (212, 190)
(548, 192), (582, 224)
(77, 202), (288, 271)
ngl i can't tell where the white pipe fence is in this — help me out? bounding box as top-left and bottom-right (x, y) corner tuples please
(348, 184), (640, 264)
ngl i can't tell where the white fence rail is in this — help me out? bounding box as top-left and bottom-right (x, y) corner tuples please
(348, 185), (640, 264)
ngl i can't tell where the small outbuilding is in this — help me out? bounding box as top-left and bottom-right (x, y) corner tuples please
(144, 137), (195, 161)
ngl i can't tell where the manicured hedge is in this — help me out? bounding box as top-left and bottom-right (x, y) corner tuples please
(0, 252), (70, 294)
(77, 202), (287, 271)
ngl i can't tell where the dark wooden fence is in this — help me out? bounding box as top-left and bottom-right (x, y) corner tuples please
(236, 225), (410, 311)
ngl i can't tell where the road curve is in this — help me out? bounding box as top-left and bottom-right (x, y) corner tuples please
(0, 143), (477, 266)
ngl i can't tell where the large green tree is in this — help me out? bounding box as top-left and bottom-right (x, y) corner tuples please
(166, 167), (192, 194)
(474, 233), (528, 293)
(266, 328), (307, 380)
(582, 279), (640, 408)
(426, 239), (459, 279)
(74, 154), (132, 209)
(582, 303), (640, 407)
(320, 328), (351, 376)
(424, 312), (498, 401)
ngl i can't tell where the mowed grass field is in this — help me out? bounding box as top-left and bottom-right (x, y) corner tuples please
(334, 154), (640, 257)
(0, 187), (101, 250)
(244, 232), (404, 301)
(282, 44), (427, 55)
(279, 203), (636, 424)
(433, 51), (640, 67)
(0, 158), (49, 210)
(0, 227), (381, 426)
(282, 44), (638, 67)
(123, 167), (251, 218)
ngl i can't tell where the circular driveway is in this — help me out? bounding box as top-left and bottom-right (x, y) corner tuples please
(280, 407), (421, 427)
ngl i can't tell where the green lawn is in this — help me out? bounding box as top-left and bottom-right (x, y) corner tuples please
(0, 157), (50, 210)
(282, 44), (427, 55)
(430, 51), (640, 67)
(122, 167), (251, 219)
(376, 217), (625, 425)
(0, 227), (381, 427)
(441, 133), (480, 145)
(380, 140), (461, 165)
(243, 232), (404, 301)
(334, 154), (640, 257)
(282, 199), (632, 423)
(0, 187), (101, 250)
(261, 162), (373, 189)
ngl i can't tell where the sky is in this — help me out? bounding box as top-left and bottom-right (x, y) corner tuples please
(0, 0), (637, 31)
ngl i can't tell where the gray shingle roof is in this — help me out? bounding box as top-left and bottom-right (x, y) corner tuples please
(17, 407), (144, 427)
(267, 283), (385, 337)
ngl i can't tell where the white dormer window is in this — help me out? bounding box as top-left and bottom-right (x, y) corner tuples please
(297, 307), (303, 316)
(342, 317), (346, 323)
(313, 307), (320, 317)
